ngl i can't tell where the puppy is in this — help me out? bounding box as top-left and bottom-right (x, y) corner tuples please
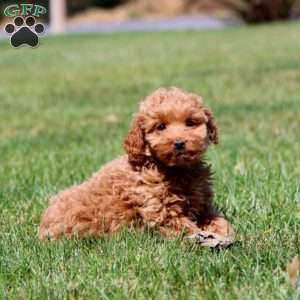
(39, 88), (234, 245)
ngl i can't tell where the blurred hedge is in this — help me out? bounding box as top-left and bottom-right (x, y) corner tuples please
(67, 0), (128, 12)
(217, 0), (300, 22)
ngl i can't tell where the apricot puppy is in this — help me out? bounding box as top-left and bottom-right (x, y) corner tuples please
(39, 88), (234, 244)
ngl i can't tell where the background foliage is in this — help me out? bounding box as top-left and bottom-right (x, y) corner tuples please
(0, 21), (299, 299)
(0, 0), (299, 22)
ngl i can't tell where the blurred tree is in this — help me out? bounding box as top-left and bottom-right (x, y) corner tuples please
(216, 0), (299, 23)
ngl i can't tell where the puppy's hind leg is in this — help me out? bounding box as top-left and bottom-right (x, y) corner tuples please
(39, 198), (100, 240)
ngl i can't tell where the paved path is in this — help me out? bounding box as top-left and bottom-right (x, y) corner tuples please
(67, 15), (241, 33)
(0, 16), (242, 39)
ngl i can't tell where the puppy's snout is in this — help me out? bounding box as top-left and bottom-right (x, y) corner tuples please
(174, 140), (185, 151)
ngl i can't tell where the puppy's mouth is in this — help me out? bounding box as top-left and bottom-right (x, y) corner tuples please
(164, 149), (201, 166)
(149, 142), (206, 167)
(175, 150), (199, 160)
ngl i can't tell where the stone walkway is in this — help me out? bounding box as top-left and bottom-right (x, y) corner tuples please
(0, 15), (242, 39)
(67, 15), (241, 33)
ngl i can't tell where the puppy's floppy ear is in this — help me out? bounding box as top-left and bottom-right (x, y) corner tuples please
(123, 115), (146, 165)
(204, 108), (218, 144)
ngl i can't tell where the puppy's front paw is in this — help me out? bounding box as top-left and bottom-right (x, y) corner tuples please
(202, 216), (235, 238)
(188, 230), (234, 248)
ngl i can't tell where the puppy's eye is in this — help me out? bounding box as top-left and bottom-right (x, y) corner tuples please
(186, 119), (196, 127)
(157, 123), (166, 131)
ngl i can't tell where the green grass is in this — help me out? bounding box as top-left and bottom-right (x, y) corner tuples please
(0, 22), (300, 299)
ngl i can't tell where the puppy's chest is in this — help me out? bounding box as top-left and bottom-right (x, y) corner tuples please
(132, 168), (201, 209)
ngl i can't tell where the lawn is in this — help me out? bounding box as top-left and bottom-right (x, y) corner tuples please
(0, 21), (299, 299)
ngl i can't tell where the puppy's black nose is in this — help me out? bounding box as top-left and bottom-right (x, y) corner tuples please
(174, 140), (185, 151)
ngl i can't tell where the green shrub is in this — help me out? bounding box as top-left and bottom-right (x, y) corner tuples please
(218, 0), (299, 23)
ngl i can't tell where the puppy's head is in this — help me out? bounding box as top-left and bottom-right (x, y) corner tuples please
(124, 87), (218, 167)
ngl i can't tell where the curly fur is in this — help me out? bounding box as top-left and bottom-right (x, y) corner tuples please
(39, 87), (233, 240)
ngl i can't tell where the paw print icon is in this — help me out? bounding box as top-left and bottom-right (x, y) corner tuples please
(5, 16), (45, 48)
